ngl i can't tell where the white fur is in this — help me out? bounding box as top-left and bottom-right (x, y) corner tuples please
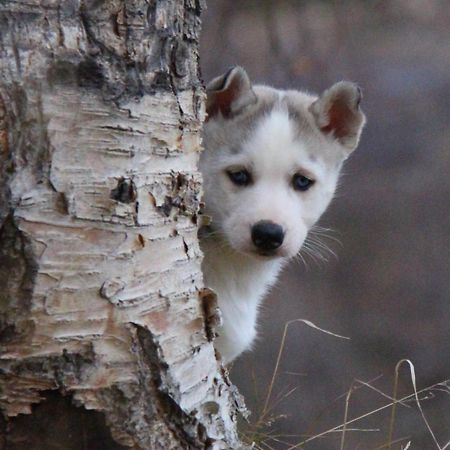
(200, 73), (365, 364)
(201, 237), (283, 362)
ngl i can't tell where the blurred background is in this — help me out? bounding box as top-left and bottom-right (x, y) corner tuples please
(200, 1), (449, 449)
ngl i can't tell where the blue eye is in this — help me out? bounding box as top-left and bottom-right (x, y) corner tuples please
(293, 173), (314, 191)
(226, 169), (251, 186)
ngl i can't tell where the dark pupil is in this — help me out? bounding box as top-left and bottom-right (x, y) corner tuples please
(293, 174), (313, 191)
(228, 170), (250, 186)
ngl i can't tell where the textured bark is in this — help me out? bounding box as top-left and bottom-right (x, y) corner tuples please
(0, 1), (243, 449)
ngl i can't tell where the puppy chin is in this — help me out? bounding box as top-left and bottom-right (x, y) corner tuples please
(253, 249), (285, 259)
(231, 242), (291, 260)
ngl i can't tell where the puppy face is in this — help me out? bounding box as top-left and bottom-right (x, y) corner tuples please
(200, 67), (365, 259)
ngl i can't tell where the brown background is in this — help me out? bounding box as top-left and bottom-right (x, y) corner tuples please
(200, 1), (449, 449)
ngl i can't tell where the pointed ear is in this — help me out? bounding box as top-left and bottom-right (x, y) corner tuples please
(309, 81), (366, 152)
(206, 66), (257, 120)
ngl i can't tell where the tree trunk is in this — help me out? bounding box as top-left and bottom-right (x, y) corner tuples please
(0, 1), (243, 448)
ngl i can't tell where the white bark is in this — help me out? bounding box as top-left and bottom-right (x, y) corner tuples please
(0, 1), (244, 448)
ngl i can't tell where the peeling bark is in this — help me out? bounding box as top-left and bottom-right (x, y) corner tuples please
(0, 1), (243, 448)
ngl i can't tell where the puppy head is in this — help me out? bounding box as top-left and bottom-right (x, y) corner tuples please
(200, 67), (365, 259)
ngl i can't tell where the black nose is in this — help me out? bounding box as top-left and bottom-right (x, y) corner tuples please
(251, 221), (285, 252)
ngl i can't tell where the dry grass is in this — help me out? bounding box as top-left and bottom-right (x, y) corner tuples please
(239, 319), (450, 450)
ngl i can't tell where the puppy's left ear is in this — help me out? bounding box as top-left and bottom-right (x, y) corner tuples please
(309, 81), (366, 152)
(206, 66), (257, 120)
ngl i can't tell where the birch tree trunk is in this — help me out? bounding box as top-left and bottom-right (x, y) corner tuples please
(0, 1), (243, 448)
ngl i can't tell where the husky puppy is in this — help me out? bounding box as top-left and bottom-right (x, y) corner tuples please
(199, 67), (365, 364)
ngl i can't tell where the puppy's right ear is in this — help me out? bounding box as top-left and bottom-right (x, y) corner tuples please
(309, 82), (366, 153)
(206, 67), (257, 120)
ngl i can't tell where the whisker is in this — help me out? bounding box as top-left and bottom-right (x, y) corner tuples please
(300, 224), (342, 265)
(293, 251), (310, 271)
(306, 239), (339, 260)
